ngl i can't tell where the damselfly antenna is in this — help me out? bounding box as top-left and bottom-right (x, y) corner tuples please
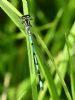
(21, 14), (43, 89)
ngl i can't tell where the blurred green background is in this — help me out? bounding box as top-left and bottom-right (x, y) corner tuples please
(0, 0), (75, 100)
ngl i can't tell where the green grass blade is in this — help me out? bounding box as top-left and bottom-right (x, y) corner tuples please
(8, 78), (30, 100)
(27, 37), (38, 100)
(16, 78), (30, 100)
(0, 0), (25, 36)
(70, 55), (75, 100)
(22, 0), (38, 100)
(33, 28), (72, 100)
(0, 0), (38, 99)
(54, 23), (75, 97)
(70, 23), (75, 100)
(35, 44), (60, 100)
(44, 8), (63, 46)
(22, 0), (28, 15)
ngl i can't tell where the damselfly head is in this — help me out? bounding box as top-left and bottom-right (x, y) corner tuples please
(21, 15), (32, 22)
(21, 15), (32, 27)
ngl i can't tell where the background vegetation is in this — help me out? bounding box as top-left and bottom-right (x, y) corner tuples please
(0, 0), (75, 100)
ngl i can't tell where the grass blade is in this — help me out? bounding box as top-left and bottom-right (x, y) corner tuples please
(0, 0), (38, 99)
(0, 0), (25, 36)
(70, 23), (75, 100)
(22, 0), (38, 100)
(35, 44), (60, 100)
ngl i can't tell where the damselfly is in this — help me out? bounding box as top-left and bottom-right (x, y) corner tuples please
(21, 1), (43, 90)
